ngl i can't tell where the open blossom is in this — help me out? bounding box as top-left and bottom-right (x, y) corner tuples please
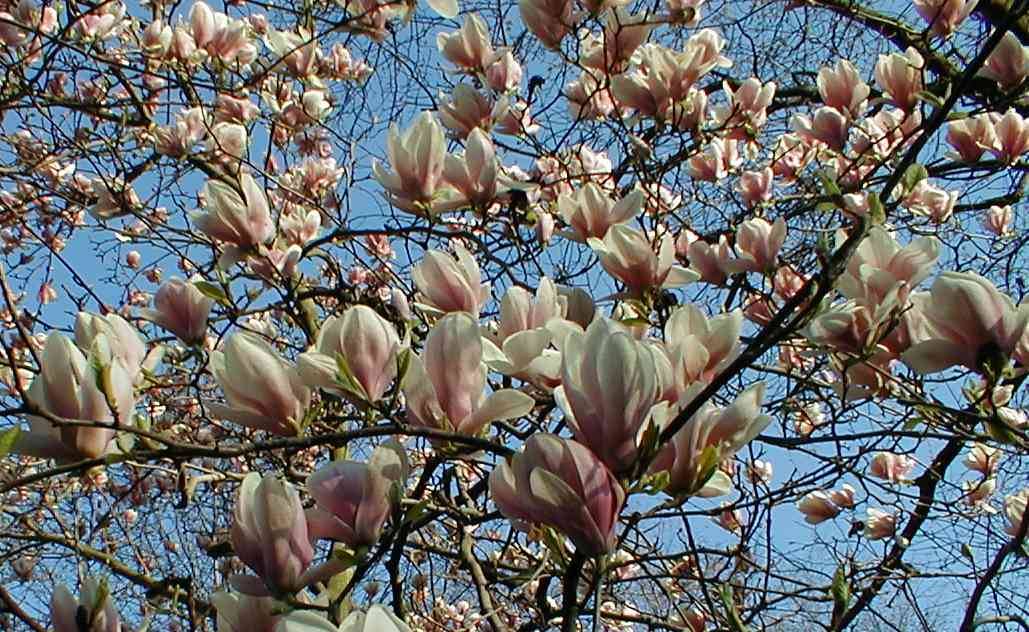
(557, 183), (642, 242)
(485, 278), (564, 381)
(440, 127), (505, 210)
(964, 443), (1001, 476)
(688, 137), (741, 181)
(51, 578), (122, 632)
(412, 244), (491, 315)
(555, 318), (663, 473)
(979, 31), (1029, 89)
(738, 168), (774, 207)
(914, 0), (977, 38)
(590, 225), (700, 295)
(963, 477), (997, 511)
(490, 433), (625, 555)
(231, 473), (315, 595)
(875, 47), (924, 110)
(519, 0), (578, 50)
(403, 313), (534, 436)
(437, 13), (493, 71)
(686, 235), (735, 285)
(486, 50), (523, 92)
(280, 605), (412, 632)
(212, 592), (284, 632)
(791, 106), (850, 151)
(717, 78), (776, 137)
(651, 383), (770, 497)
(663, 305), (742, 389)
(990, 109), (1029, 162)
(864, 508), (898, 540)
(193, 174), (274, 250)
(297, 305), (401, 403)
(794, 403), (826, 436)
(747, 459), (773, 484)
(565, 69), (616, 119)
(830, 484), (856, 509)
(903, 180), (958, 223)
(797, 490), (841, 524)
(580, 8), (652, 74)
(1004, 488), (1029, 535)
(438, 84), (506, 138)
(726, 217), (786, 274)
(208, 332), (311, 436)
(946, 114), (997, 162)
(140, 277), (213, 345)
(14, 331), (134, 461)
(984, 205), (1014, 237)
(817, 59), (869, 118)
(838, 226), (939, 304)
(75, 312), (149, 382)
(188, 1), (257, 65)
(903, 271), (1029, 374)
(869, 452), (915, 483)
(306, 443), (407, 548)
(372, 112), (447, 214)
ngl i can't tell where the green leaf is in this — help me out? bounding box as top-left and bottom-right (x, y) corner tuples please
(334, 352), (368, 400)
(961, 543), (975, 561)
(719, 584), (750, 632)
(915, 90), (945, 108)
(0, 426), (21, 457)
(900, 164), (928, 195)
(192, 280), (229, 304)
(867, 192), (885, 225)
(816, 170), (841, 197)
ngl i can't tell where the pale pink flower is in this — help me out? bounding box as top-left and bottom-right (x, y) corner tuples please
(372, 112), (447, 215)
(903, 180), (958, 223)
(687, 138), (741, 182)
(1004, 488), (1029, 535)
(963, 443), (1001, 476)
(663, 304), (742, 388)
(984, 204), (1014, 237)
(193, 174), (274, 250)
(864, 508), (898, 540)
(945, 114), (997, 162)
(875, 47), (924, 110)
(557, 183), (642, 242)
(791, 106), (850, 150)
(51, 579), (123, 632)
(990, 109), (1029, 162)
(440, 128), (505, 211)
(297, 305), (402, 403)
(868, 451), (915, 483)
(412, 244), (491, 315)
(580, 8), (652, 74)
(141, 277), (214, 345)
(403, 313), (534, 436)
(980, 31), (1029, 89)
(519, 0), (578, 50)
(490, 434), (625, 555)
(963, 477), (997, 511)
(738, 168), (774, 207)
(914, 0), (977, 37)
(726, 217), (786, 274)
(830, 484), (856, 509)
(747, 459), (773, 484)
(438, 84), (506, 138)
(589, 225), (700, 295)
(837, 226), (939, 304)
(797, 490), (840, 524)
(817, 59), (869, 118)
(717, 78), (776, 138)
(437, 13), (494, 71)
(486, 50), (523, 92)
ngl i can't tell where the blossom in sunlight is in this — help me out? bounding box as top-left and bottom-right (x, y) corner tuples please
(402, 313), (534, 436)
(51, 578), (123, 632)
(298, 305), (402, 403)
(140, 277), (214, 346)
(490, 433), (625, 555)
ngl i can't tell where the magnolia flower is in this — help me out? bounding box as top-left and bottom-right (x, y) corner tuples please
(208, 332), (311, 436)
(438, 84), (505, 138)
(193, 174), (274, 250)
(485, 278), (565, 382)
(963, 477), (997, 511)
(797, 490), (841, 524)
(489, 433), (625, 555)
(372, 112), (447, 214)
(963, 443), (1001, 476)
(557, 183), (642, 242)
(403, 313), (534, 436)
(278, 605), (411, 632)
(440, 128), (505, 210)
(663, 304), (742, 388)
(297, 305), (402, 403)
(991, 109), (1029, 163)
(231, 473), (315, 595)
(519, 0), (577, 50)
(687, 137), (740, 181)
(412, 244), (490, 315)
(868, 451), (915, 483)
(74, 311), (149, 382)
(837, 226), (939, 304)
(141, 277), (213, 345)
(747, 459), (773, 484)
(589, 225), (699, 295)
(903, 180), (958, 223)
(580, 8), (652, 73)
(651, 383), (770, 497)
(875, 47), (924, 110)
(946, 114), (997, 162)
(903, 272), (1029, 374)
(864, 508), (897, 540)
(1004, 488), (1029, 535)
(984, 205), (1014, 237)
(717, 78), (776, 137)
(437, 14), (494, 71)
(914, 0), (977, 38)
(555, 318), (663, 473)
(486, 50), (523, 92)
(51, 578), (122, 632)
(687, 235), (735, 285)
(213, 591), (284, 632)
(817, 59), (869, 118)
(738, 168), (774, 207)
(980, 31), (1029, 89)
(791, 107), (850, 151)
(726, 217), (786, 274)
(830, 484), (856, 509)
(306, 443), (407, 548)
(14, 332), (134, 460)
